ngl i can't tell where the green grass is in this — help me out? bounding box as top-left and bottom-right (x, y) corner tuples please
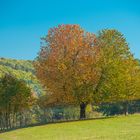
(0, 114), (140, 140)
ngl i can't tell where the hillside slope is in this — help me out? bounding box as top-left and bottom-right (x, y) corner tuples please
(0, 57), (43, 96)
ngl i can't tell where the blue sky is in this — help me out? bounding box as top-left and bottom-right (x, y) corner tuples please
(0, 0), (140, 60)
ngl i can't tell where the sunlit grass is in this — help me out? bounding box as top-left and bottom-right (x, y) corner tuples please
(0, 114), (140, 140)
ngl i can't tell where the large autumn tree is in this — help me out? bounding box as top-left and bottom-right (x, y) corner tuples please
(34, 25), (140, 119)
(34, 24), (101, 119)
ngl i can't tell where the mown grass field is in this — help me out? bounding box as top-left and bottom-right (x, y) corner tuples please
(0, 114), (140, 140)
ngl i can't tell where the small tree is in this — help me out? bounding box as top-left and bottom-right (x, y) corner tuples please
(0, 74), (34, 130)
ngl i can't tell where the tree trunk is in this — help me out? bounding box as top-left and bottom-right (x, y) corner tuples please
(5, 112), (9, 130)
(80, 102), (87, 119)
(19, 112), (23, 127)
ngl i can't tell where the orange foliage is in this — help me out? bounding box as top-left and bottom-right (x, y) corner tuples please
(35, 24), (101, 105)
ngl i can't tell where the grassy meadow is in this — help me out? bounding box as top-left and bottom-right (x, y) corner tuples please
(0, 114), (140, 140)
